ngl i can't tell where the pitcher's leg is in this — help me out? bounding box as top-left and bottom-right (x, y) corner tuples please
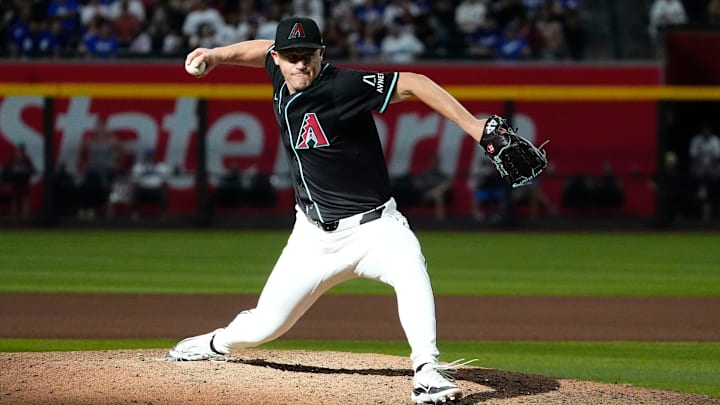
(166, 217), (354, 360)
(391, 253), (440, 371)
(356, 215), (439, 370)
(213, 221), (353, 353)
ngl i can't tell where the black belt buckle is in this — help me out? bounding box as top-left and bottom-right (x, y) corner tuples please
(359, 206), (385, 225)
(320, 221), (339, 231)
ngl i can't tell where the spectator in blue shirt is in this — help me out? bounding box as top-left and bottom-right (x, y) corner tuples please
(81, 18), (118, 58)
(7, 21), (30, 56)
(468, 14), (502, 58)
(496, 21), (530, 60)
(47, 0), (81, 46)
(6, 3), (33, 57)
(354, 0), (385, 25)
(351, 24), (381, 61)
(14, 20), (60, 59)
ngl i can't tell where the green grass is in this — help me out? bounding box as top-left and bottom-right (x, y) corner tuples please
(0, 338), (173, 352)
(437, 341), (720, 398)
(2, 339), (718, 398)
(0, 230), (718, 296)
(1, 230), (718, 398)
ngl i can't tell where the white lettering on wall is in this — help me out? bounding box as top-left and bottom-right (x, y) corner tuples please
(207, 112), (263, 175)
(0, 96), (44, 172)
(109, 112), (159, 159)
(388, 113), (440, 176)
(437, 117), (466, 177)
(56, 96), (95, 172)
(0, 96), (538, 192)
(163, 97), (197, 172)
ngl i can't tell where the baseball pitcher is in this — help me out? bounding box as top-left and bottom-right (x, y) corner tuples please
(167, 16), (547, 404)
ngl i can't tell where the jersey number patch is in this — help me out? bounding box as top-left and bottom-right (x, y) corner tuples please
(295, 113), (330, 149)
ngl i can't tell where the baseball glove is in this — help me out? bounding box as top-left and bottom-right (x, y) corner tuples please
(479, 115), (549, 188)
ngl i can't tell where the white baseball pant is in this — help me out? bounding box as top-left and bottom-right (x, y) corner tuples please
(212, 197), (440, 370)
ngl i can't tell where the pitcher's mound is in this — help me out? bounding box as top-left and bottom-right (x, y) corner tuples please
(1, 349), (716, 404)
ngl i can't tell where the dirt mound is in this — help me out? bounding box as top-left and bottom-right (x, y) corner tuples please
(1, 349), (717, 405)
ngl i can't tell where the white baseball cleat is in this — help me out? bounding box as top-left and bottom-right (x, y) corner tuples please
(165, 328), (227, 361)
(411, 359), (475, 404)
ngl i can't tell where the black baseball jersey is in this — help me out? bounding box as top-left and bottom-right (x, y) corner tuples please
(265, 46), (399, 223)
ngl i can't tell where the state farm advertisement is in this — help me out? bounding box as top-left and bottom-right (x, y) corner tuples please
(0, 63), (660, 216)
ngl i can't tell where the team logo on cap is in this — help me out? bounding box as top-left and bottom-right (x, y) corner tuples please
(288, 22), (306, 40)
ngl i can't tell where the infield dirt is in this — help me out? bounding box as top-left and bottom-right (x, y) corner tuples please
(1, 294), (719, 404)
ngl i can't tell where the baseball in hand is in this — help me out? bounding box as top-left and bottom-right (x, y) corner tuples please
(185, 60), (207, 76)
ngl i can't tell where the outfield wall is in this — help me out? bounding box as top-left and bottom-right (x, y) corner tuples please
(0, 62), (660, 217)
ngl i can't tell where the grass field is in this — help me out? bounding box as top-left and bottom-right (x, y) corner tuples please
(1, 230), (719, 397)
(1, 230), (718, 296)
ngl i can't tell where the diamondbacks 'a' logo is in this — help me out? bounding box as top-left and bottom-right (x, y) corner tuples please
(295, 113), (330, 149)
(288, 23), (306, 40)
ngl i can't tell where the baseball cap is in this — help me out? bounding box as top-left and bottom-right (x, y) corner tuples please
(274, 17), (324, 51)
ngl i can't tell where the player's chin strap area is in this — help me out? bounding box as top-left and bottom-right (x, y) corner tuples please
(310, 197), (396, 232)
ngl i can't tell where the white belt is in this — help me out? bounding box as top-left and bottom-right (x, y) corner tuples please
(311, 198), (395, 232)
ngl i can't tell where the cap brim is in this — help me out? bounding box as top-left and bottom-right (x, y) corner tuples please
(275, 42), (324, 51)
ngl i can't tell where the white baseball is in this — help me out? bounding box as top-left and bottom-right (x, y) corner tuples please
(185, 60), (207, 76)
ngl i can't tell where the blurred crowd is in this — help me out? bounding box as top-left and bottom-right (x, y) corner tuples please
(2, 0), (720, 223)
(0, 0), (591, 62)
(5, 0), (718, 63)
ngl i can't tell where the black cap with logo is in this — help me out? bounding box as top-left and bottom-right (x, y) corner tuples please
(274, 17), (324, 51)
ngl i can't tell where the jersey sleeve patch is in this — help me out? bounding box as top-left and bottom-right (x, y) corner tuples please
(332, 70), (399, 120)
(377, 72), (398, 114)
(361, 73), (386, 94)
